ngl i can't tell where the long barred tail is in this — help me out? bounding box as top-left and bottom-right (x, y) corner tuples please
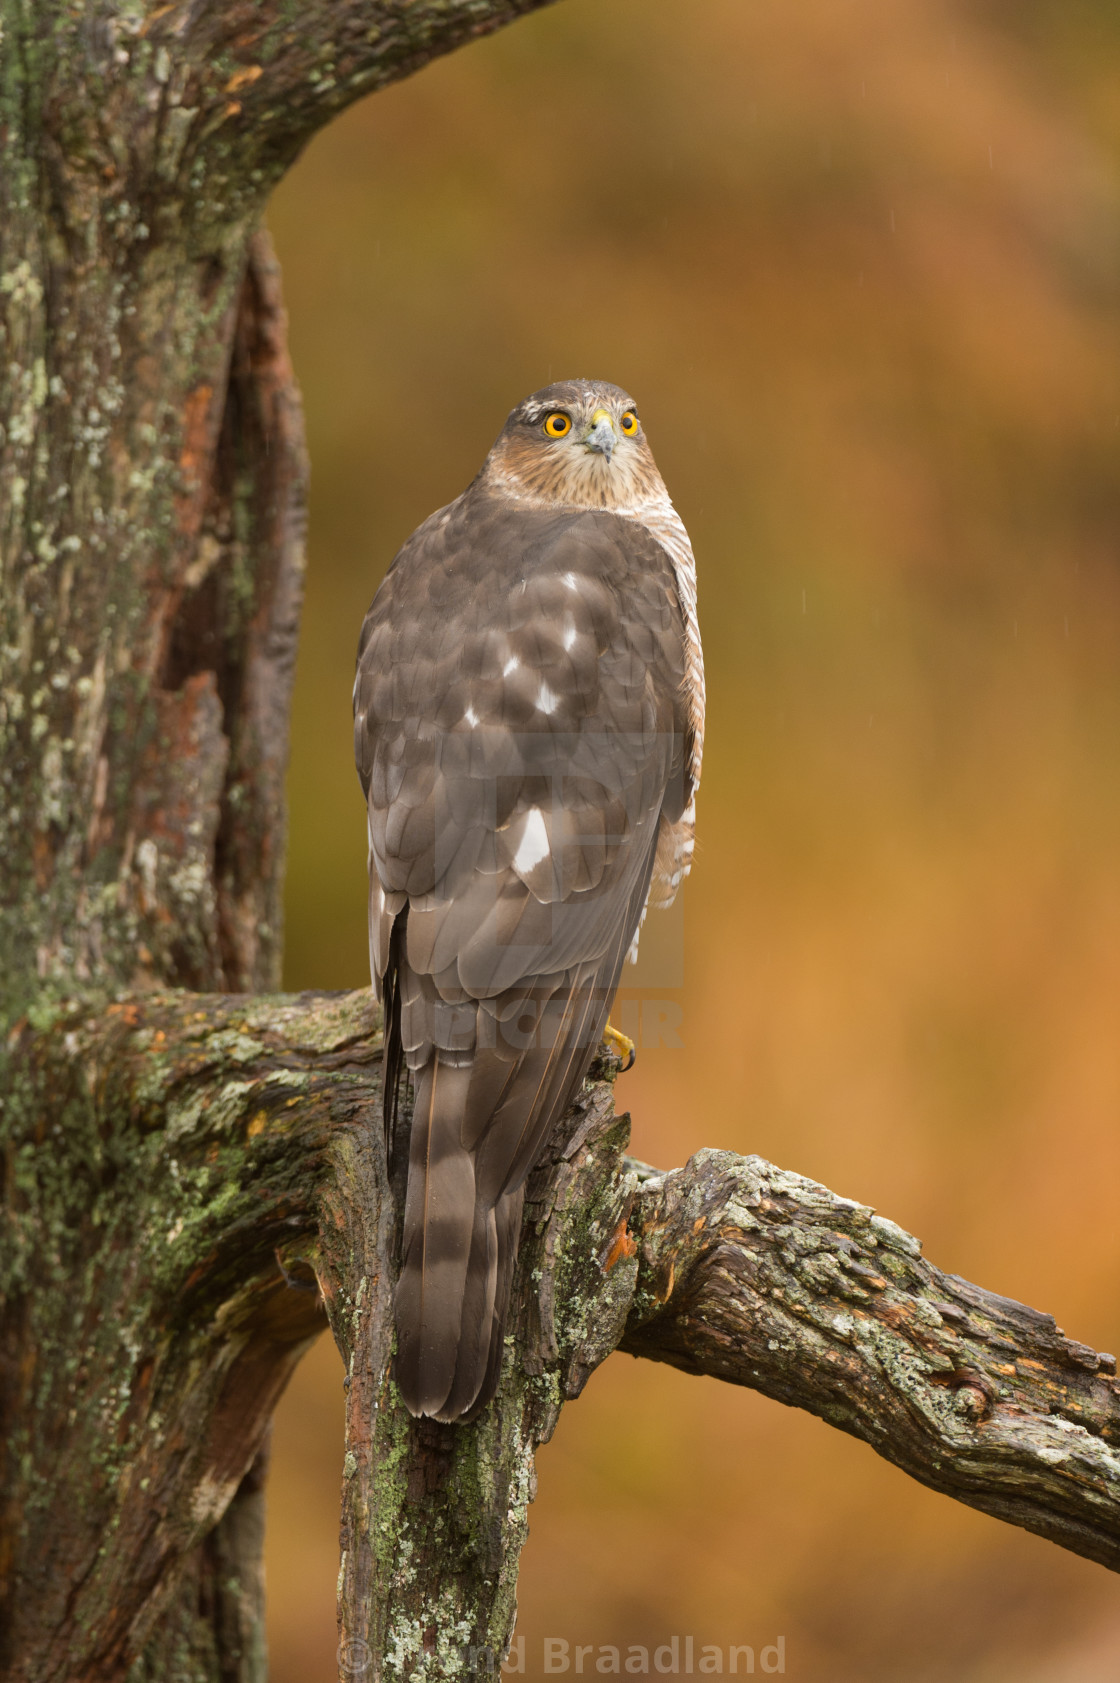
(389, 846), (655, 1423)
(391, 986), (616, 1422)
(394, 1058), (480, 1419)
(394, 1055), (525, 1423)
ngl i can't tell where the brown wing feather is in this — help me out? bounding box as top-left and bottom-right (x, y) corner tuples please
(355, 488), (688, 1421)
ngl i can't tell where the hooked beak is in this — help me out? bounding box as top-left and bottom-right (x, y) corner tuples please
(583, 407), (617, 461)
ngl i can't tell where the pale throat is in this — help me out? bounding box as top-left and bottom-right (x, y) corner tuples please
(482, 439), (670, 520)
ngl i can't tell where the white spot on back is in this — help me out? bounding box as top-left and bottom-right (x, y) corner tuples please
(503, 655), (520, 677)
(562, 571), (579, 591)
(464, 704), (479, 727)
(536, 682), (560, 715)
(513, 806), (550, 873)
(562, 620), (577, 651)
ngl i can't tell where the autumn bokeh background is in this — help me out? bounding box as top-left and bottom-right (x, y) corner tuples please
(263, 2), (1120, 1678)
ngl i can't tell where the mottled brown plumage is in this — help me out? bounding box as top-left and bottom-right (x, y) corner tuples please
(354, 380), (703, 1421)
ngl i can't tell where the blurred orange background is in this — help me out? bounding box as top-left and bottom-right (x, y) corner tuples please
(264, 2), (1120, 1677)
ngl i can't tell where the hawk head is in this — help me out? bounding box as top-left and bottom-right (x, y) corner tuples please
(480, 379), (667, 514)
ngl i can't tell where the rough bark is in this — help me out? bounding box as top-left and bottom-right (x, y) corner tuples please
(1, 988), (342, 1679)
(320, 1045), (637, 1681)
(621, 1153), (1120, 1574)
(0, 2), (559, 1677)
(7, 989), (1120, 1681)
(4, 4), (1119, 1681)
(1, 985), (636, 1679)
(0, 0), (556, 1009)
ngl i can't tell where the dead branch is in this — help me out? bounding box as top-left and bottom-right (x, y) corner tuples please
(622, 1151), (1120, 1572)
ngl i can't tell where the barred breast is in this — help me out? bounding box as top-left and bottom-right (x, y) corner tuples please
(618, 496), (704, 945)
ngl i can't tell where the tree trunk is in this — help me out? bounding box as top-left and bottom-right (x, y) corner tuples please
(4, 6), (1120, 1682)
(0, 4), (558, 1677)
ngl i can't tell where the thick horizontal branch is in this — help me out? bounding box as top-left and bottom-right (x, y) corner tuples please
(621, 1151), (1120, 1572)
(8, 986), (1120, 1676)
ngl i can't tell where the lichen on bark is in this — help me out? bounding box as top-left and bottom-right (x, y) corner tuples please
(1, 5), (562, 1675)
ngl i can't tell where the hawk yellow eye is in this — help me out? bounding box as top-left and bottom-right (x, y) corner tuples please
(620, 411), (638, 435)
(544, 412), (572, 438)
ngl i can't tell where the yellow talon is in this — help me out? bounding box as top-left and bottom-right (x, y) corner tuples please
(602, 1020), (636, 1072)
